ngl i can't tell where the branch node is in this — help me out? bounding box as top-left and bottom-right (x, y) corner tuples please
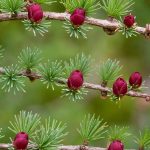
(100, 81), (108, 99)
(11, 13), (17, 18)
(80, 145), (88, 150)
(145, 96), (150, 102)
(21, 70), (40, 82)
(103, 17), (118, 35)
(144, 24), (150, 39)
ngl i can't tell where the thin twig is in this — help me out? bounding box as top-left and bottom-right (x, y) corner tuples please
(0, 144), (11, 149)
(0, 67), (150, 101)
(0, 144), (136, 150)
(0, 12), (147, 37)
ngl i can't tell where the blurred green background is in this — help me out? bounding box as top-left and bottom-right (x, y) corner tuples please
(0, 0), (150, 149)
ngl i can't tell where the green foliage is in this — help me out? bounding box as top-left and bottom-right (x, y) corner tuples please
(34, 0), (55, 5)
(7, 111), (67, 149)
(119, 24), (138, 38)
(64, 53), (90, 77)
(77, 114), (107, 143)
(80, 0), (101, 14)
(0, 45), (4, 58)
(62, 87), (88, 101)
(0, 128), (4, 139)
(23, 20), (51, 36)
(18, 47), (42, 71)
(64, 19), (92, 39)
(99, 59), (122, 83)
(100, 0), (134, 18)
(0, 64), (25, 94)
(61, 0), (100, 14)
(108, 125), (131, 142)
(38, 60), (63, 90)
(134, 129), (150, 149)
(32, 117), (67, 150)
(8, 111), (41, 138)
(0, 0), (25, 13)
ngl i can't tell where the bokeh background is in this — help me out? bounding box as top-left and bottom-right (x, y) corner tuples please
(0, 0), (150, 149)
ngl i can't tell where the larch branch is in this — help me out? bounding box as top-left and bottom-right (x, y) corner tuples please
(0, 144), (136, 150)
(0, 67), (150, 101)
(0, 12), (147, 37)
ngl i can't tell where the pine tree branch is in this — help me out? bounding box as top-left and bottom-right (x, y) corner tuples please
(0, 144), (136, 150)
(0, 12), (147, 37)
(0, 67), (150, 101)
